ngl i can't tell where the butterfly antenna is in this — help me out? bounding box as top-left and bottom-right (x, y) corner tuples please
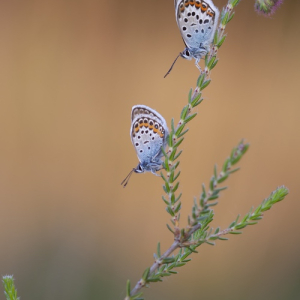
(121, 168), (135, 188)
(164, 53), (181, 78)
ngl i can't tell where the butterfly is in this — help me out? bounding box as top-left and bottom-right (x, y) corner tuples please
(121, 105), (169, 187)
(165, 0), (220, 77)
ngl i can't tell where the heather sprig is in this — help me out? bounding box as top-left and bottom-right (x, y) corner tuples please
(124, 0), (289, 299)
(2, 276), (19, 300)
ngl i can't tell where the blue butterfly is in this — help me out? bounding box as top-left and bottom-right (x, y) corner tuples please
(165, 0), (220, 77)
(121, 105), (169, 187)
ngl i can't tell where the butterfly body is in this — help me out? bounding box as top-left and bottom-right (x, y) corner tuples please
(121, 105), (169, 187)
(165, 0), (219, 76)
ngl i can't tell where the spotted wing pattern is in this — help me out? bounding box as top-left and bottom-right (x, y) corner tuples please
(175, 0), (219, 50)
(130, 105), (168, 168)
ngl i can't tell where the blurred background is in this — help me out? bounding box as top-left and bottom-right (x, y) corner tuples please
(0, 0), (300, 299)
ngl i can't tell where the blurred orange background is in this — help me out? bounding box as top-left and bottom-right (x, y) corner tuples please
(0, 0), (299, 299)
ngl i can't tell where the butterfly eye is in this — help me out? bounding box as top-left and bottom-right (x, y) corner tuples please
(185, 50), (190, 56)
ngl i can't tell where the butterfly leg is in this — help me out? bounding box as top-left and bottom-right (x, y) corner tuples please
(151, 170), (161, 177)
(195, 57), (202, 73)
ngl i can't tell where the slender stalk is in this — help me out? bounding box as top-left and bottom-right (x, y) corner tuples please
(129, 223), (202, 297)
(129, 241), (179, 296)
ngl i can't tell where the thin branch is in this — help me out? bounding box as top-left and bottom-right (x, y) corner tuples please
(129, 223), (202, 297)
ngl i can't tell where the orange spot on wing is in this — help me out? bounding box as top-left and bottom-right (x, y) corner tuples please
(137, 122), (149, 129)
(207, 11), (214, 17)
(200, 3), (208, 11)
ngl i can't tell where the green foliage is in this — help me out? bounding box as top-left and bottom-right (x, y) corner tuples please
(2, 276), (19, 300)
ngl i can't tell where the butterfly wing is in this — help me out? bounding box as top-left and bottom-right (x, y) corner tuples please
(130, 105), (169, 166)
(175, 0), (219, 50)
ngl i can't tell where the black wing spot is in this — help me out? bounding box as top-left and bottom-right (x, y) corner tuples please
(144, 141), (149, 144)
(199, 19), (203, 24)
(196, 15), (199, 20)
(187, 34), (192, 38)
(192, 12), (195, 16)
(187, 12), (191, 16)
(201, 29), (204, 33)
(138, 136), (141, 139)
(135, 143), (139, 146)
(140, 150), (143, 153)
(204, 19), (209, 24)
(184, 18), (188, 22)
(195, 29), (198, 33)
(183, 26), (187, 31)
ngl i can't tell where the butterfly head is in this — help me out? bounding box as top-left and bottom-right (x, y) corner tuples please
(133, 163), (144, 174)
(180, 48), (193, 60)
(121, 164), (145, 188)
(164, 49), (192, 78)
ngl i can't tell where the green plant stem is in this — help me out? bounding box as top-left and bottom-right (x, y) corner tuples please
(129, 223), (202, 297)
